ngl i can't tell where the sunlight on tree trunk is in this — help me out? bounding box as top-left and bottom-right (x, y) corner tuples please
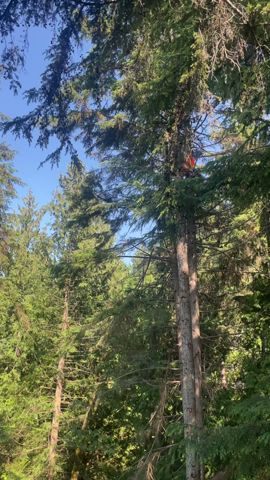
(188, 212), (204, 480)
(48, 287), (69, 480)
(176, 214), (198, 480)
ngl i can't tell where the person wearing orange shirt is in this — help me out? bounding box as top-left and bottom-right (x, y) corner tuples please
(181, 153), (197, 175)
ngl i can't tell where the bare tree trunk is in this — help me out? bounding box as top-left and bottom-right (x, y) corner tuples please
(48, 287), (69, 480)
(175, 214), (198, 480)
(260, 202), (270, 276)
(187, 212), (204, 480)
(221, 362), (228, 389)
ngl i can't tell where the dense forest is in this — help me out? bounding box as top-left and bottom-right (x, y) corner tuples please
(0, 1), (270, 479)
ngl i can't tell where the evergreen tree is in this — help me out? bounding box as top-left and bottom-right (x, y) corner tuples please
(0, 143), (20, 272)
(0, 193), (62, 479)
(0, 2), (270, 479)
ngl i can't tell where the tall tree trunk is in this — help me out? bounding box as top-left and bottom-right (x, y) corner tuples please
(48, 287), (69, 480)
(175, 213), (198, 480)
(260, 201), (270, 272)
(187, 211), (204, 480)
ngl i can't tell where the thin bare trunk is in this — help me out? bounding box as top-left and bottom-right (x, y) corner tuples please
(221, 363), (228, 389)
(175, 272), (183, 367)
(175, 214), (198, 480)
(48, 287), (69, 480)
(260, 202), (270, 268)
(187, 212), (204, 480)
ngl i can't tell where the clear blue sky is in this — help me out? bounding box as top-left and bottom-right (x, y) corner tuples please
(0, 26), (93, 210)
(0, 26), (143, 253)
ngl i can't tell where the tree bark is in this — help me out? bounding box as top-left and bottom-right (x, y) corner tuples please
(48, 287), (69, 480)
(175, 213), (198, 480)
(187, 212), (204, 480)
(211, 471), (230, 480)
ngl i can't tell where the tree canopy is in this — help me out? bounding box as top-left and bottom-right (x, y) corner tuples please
(0, 1), (270, 479)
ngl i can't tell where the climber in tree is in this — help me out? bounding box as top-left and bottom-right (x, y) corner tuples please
(180, 153), (197, 176)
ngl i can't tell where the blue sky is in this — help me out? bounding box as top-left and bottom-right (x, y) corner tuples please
(0, 26), (93, 210)
(0, 26), (146, 254)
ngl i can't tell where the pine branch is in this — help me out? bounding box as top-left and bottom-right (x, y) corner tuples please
(223, 0), (248, 21)
(0, 0), (18, 22)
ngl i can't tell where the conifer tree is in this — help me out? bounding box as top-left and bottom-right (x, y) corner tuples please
(0, 143), (20, 271)
(1, 2), (270, 479)
(0, 193), (62, 479)
(48, 163), (123, 478)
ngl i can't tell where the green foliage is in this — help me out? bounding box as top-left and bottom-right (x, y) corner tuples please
(0, 143), (21, 272)
(1, 1), (270, 479)
(0, 194), (62, 479)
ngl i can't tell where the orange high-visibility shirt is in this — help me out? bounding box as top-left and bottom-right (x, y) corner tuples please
(186, 154), (196, 169)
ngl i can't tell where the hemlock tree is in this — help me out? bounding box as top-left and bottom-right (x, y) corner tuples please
(0, 193), (62, 479)
(47, 163), (126, 479)
(1, 1), (270, 479)
(48, 163), (184, 480)
(197, 201), (270, 479)
(0, 143), (21, 272)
